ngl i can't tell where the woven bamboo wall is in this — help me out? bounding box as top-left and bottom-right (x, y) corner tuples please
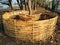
(3, 11), (58, 42)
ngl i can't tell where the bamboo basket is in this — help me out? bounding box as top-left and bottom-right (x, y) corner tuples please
(3, 11), (58, 42)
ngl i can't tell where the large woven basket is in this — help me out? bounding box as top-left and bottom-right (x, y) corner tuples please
(3, 11), (58, 42)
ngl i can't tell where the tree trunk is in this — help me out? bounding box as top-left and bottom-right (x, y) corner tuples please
(8, 0), (13, 10)
(24, 0), (27, 10)
(28, 0), (32, 15)
(55, 0), (59, 10)
(16, 0), (21, 9)
(20, 0), (23, 10)
(33, 0), (37, 10)
(52, 0), (55, 11)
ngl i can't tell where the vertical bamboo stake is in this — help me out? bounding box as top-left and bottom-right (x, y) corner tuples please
(28, 0), (32, 15)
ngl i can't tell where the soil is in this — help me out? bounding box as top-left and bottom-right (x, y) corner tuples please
(39, 13), (53, 20)
(11, 12), (54, 21)
(11, 15), (31, 21)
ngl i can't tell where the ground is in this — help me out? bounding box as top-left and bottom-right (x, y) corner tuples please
(0, 7), (60, 45)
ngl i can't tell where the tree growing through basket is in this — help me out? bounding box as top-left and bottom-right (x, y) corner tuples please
(8, 0), (37, 15)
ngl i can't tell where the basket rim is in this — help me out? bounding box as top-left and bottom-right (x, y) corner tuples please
(3, 10), (58, 21)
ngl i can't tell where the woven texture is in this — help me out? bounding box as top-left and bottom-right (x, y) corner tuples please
(3, 11), (58, 42)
